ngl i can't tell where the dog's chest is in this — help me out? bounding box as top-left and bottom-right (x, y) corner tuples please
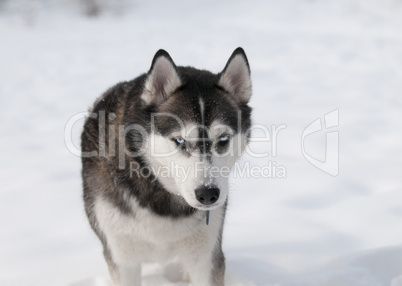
(94, 198), (220, 263)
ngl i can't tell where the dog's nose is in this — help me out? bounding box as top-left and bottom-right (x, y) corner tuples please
(195, 185), (220, 205)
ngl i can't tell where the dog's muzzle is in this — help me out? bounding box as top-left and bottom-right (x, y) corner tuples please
(195, 185), (220, 205)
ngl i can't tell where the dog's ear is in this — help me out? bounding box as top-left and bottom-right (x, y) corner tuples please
(219, 47), (252, 104)
(142, 50), (181, 106)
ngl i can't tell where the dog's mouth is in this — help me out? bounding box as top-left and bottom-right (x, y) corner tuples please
(192, 202), (223, 211)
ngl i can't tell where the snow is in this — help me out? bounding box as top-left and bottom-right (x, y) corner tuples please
(1, 0), (402, 285)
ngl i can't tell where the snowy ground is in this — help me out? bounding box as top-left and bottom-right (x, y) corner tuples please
(1, 0), (402, 285)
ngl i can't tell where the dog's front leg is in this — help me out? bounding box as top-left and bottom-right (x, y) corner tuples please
(183, 246), (225, 286)
(116, 263), (142, 286)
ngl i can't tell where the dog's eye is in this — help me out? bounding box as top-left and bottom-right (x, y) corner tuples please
(219, 135), (230, 142)
(217, 135), (230, 146)
(173, 137), (185, 145)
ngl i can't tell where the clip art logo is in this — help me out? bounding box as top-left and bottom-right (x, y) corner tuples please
(301, 109), (339, 176)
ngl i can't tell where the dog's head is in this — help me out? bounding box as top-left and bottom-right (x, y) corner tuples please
(140, 48), (252, 210)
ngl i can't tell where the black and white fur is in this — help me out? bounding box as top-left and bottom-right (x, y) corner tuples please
(81, 48), (252, 286)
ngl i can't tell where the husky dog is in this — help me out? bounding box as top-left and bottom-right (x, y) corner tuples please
(81, 48), (252, 286)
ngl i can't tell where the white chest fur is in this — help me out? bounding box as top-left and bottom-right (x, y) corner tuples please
(94, 197), (224, 266)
